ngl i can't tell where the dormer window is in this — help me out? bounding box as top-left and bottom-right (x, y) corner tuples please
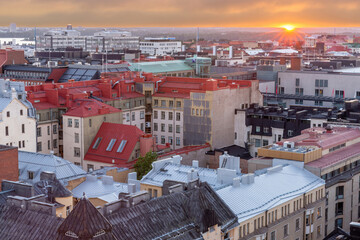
(28, 171), (34, 180)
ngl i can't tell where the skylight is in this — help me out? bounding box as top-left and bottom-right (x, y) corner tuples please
(106, 139), (117, 151)
(92, 137), (102, 149)
(117, 140), (127, 153)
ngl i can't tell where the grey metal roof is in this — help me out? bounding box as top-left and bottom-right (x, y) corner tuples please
(216, 164), (325, 222)
(141, 162), (240, 190)
(72, 175), (128, 200)
(0, 98), (11, 112)
(18, 151), (86, 184)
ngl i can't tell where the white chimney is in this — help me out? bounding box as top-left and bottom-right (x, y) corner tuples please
(192, 160), (199, 168)
(212, 46), (217, 56)
(229, 46), (233, 59)
(233, 177), (241, 187)
(196, 45), (201, 53)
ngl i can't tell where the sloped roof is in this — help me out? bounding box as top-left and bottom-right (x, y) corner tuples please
(107, 183), (238, 240)
(84, 123), (144, 167)
(34, 178), (72, 198)
(18, 151), (86, 184)
(0, 205), (64, 240)
(0, 98), (11, 112)
(216, 165), (325, 222)
(64, 99), (121, 118)
(57, 195), (114, 240)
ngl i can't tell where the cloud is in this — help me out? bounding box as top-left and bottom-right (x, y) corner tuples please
(2, 0), (360, 27)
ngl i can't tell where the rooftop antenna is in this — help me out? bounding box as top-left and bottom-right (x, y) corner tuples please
(34, 27), (37, 51)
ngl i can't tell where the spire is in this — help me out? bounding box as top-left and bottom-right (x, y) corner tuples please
(57, 196), (115, 240)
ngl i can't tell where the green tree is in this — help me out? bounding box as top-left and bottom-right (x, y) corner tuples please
(134, 151), (158, 180)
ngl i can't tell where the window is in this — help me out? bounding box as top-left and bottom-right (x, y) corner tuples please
(154, 99), (158, 106)
(264, 127), (269, 133)
(278, 77), (281, 85)
(279, 87), (285, 94)
(132, 112), (135, 121)
(168, 136), (173, 145)
(161, 100), (166, 107)
(270, 231), (276, 240)
(47, 126), (50, 135)
(126, 113), (130, 122)
(37, 142), (42, 152)
(176, 101), (181, 107)
(336, 186), (344, 200)
(28, 171), (34, 180)
(153, 189), (158, 198)
(154, 111), (158, 119)
(161, 123), (165, 132)
(263, 139), (269, 146)
(53, 139), (57, 149)
(169, 101), (173, 107)
(295, 78), (300, 86)
(176, 112), (181, 121)
(53, 125), (57, 134)
(169, 112), (173, 120)
(335, 202), (343, 216)
(93, 137), (102, 149)
(317, 225), (321, 238)
(315, 100), (323, 106)
(6, 111), (10, 117)
(75, 133), (79, 143)
(176, 125), (180, 133)
(283, 224), (288, 237)
(48, 140), (50, 150)
(5, 126), (8, 136)
(89, 119), (92, 127)
(288, 130), (293, 137)
(87, 164), (94, 172)
(335, 90), (344, 98)
(140, 111), (144, 119)
(22, 124), (25, 134)
(255, 126), (260, 132)
(74, 147), (80, 157)
(36, 127), (41, 137)
(296, 218), (300, 231)
(168, 124), (173, 133)
(161, 136), (165, 144)
(154, 123), (158, 131)
(335, 218), (343, 228)
(20, 109), (23, 116)
(117, 140), (127, 153)
(22, 141), (25, 148)
(161, 111), (165, 120)
(176, 137), (181, 146)
(255, 139), (261, 147)
(68, 118), (72, 127)
(74, 119), (79, 128)
(315, 89), (323, 96)
(295, 88), (303, 95)
(295, 99), (303, 104)
(106, 139), (117, 151)
(317, 207), (322, 218)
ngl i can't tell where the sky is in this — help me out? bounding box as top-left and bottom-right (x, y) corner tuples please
(3, 0), (360, 28)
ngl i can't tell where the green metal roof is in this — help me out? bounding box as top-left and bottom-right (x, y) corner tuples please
(129, 60), (193, 73)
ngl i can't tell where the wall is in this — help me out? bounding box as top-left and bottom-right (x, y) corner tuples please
(0, 147), (18, 191)
(55, 196), (73, 218)
(140, 183), (162, 198)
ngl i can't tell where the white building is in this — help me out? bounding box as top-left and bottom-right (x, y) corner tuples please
(140, 38), (182, 56)
(0, 80), (36, 152)
(277, 69), (360, 107)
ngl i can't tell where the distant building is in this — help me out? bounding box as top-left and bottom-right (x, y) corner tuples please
(140, 37), (182, 56)
(9, 23), (16, 33)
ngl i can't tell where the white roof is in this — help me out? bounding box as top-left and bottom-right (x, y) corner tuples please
(141, 162), (240, 190)
(244, 49), (264, 56)
(216, 165), (325, 222)
(327, 51), (353, 57)
(270, 49), (298, 54)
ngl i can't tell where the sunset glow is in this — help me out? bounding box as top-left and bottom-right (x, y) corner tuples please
(282, 25), (296, 31)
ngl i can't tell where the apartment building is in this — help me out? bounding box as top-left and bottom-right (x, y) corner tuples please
(152, 77), (263, 150)
(62, 99), (122, 167)
(251, 126), (360, 234)
(235, 105), (331, 157)
(140, 37), (182, 55)
(36, 29), (139, 51)
(217, 164), (326, 240)
(0, 80), (36, 152)
(277, 69), (360, 108)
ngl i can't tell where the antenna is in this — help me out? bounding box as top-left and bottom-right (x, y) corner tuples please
(34, 27), (37, 51)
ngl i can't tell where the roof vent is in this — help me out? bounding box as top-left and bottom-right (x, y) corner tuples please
(233, 177), (241, 187)
(242, 174), (255, 184)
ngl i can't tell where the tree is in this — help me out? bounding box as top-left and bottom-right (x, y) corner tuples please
(134, 151), (158, 180)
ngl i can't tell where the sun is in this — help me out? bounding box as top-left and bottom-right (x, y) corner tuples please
(281, 25), (296, 31)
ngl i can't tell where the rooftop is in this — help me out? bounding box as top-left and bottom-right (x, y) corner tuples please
(129, 60), (193, 73)
(64, 99), (121, 117)
(18, 151), (86, 183)
(216, 165), (325, 222)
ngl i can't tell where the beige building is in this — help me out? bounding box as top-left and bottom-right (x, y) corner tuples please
(249, 126), (360, 235)
(0, 97), (36, 152)
(35, 106), (59, 155)
(62, 99), (122, 168)
(216, 165), (326, 240)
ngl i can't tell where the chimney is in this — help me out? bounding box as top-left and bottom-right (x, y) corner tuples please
(229, 46), (233, 59)
(187, 169), (199, 182)
(192, 160), (199, 168)
(242, 174), (255, 184)
(212, 46), (217, 56)
(128, 183), (136, 194)
(233, 177), (241, 187)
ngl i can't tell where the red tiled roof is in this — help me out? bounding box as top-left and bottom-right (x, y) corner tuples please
(32, 102), (58, 110)
(84, 123), (144, 167)
(158, 143), (210, 158)
(306, 142), (360, 169)
(282, 127), (360, 150)
(64, 99), (121, 117)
